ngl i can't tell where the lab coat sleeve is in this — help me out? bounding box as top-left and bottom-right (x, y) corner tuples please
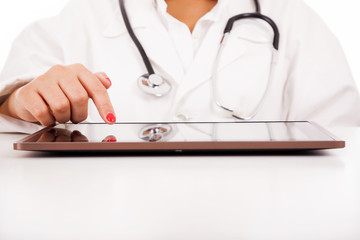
(283, 0), (360, 129)
(0, 0), (84, 133)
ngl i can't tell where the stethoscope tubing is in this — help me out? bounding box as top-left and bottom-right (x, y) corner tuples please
(212, 36), (279, 120)
(119, 0), (280, 120)
(223, 13), (280, 50)
(119, 0), (155, 75)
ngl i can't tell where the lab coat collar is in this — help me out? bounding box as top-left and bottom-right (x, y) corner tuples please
(103, 0), (184, 83)
(102, 0), (261, 87)
(103, 0), (155, 38)
(154, 0), (230, 29)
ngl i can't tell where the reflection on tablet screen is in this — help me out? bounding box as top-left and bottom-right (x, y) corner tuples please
(33, 122), (335, 143)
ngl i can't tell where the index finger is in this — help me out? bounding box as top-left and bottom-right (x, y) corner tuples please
(70, 65), (116, 124)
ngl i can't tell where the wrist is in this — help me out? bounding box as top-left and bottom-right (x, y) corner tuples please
(0, 89), (21, 119)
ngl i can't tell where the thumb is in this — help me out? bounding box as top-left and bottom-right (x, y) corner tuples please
(95, 72), (112, 89)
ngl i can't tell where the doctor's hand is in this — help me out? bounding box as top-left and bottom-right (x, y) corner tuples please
(0, 64), (116, 126)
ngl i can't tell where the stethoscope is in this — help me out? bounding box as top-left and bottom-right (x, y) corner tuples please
(139, 124), (173, 142)
(119, 0), (280, 120)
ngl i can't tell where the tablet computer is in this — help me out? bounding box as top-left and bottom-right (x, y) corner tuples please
(13, 121), (345, 152)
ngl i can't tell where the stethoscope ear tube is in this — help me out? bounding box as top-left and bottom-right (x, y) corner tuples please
(224, 13), (280, 50)
(119, 0), (155, 75)
(254, 0), (261, 13)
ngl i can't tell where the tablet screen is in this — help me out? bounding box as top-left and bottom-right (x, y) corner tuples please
(14, 121), (344, 151)
(34, 121), (332, 142)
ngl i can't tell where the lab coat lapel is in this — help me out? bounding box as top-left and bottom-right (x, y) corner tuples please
(102, 0), (183, 83)
(174, 21), (248, 101)
(177, 22), (224, 97)
(217, 33), (248, 70)
(175, 2), (276, 102)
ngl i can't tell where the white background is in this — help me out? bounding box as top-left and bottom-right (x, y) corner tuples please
(0, 0), (359, 87)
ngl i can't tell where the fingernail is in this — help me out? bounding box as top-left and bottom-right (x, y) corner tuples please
(106, 138), (117, 143)
(99, 72), (111, 86)
(106, 112), (116, 123)
(105, 77), (112, 86)
(101, 73), (111, 86)
(102, 135), (117, 142)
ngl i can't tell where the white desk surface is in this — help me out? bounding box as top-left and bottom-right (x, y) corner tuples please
(1, 128), (360, 240)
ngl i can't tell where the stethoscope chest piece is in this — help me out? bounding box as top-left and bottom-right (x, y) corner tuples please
(139, 124), (173, 142)
(138, 74), (172, 97)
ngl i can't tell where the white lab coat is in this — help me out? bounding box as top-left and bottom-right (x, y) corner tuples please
(0, 0), (359, 133)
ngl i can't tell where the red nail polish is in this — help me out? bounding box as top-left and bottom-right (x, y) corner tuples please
(106, 138), (117, 143)
(105, 77), (112, 86)
(106, 113), (116, 123)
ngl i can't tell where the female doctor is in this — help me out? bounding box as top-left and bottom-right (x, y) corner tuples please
(0, 0), (359, 133)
